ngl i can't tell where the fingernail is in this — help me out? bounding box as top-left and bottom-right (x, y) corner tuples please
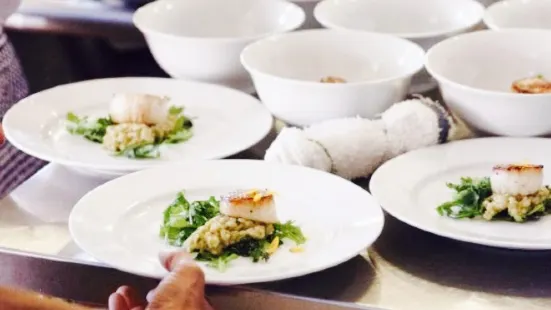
(158, 250), (176, 266)
(115, 285), (130, 295)
(158, 250), (194, 271)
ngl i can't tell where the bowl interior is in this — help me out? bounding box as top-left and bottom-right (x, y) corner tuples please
(315, 0), (483, 37)
(485, 0), (551, 29)
(242, 30), (424, 83)
(134, 0), (304, 38)
(426, 30), (551, 92)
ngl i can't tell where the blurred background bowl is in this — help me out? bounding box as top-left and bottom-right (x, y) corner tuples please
(478, 0), (499, 6)
(484, 0), (551, 30)
(241, 29), (425, 126)
(133, 0), (305, 93)
(314, 0), (484, 94)
(425, 29), (551, 137)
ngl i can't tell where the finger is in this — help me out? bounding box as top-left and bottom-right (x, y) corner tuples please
(148, 251), (206, 309)
(159, 250), (195, 272)
(108, 293), (129, 310)
(145, 289), (157, 303)
(116, 286), (142, 309)
(160, 251), (205, 290)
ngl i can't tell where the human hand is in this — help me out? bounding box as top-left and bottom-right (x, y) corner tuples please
(109, 251), (213, 310)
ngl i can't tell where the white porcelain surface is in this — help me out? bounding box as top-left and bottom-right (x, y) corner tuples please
(133, 0), (304, 93)
(371, 137), (551, 250)
(425, 29), (551, 137)
(3, 77), (273, 173)
(314, 0), (484, 93)
(241, 29), (424, 126)
(484, 0), (551, 30)
(69, 160), (385, 284)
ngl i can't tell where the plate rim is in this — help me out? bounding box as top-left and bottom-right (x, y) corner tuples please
(370, 137), (551, 250)
(3, 77), (274, 171)
(68, 159), (385, 284)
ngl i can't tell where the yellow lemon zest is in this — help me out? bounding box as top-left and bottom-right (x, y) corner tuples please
(266, 237), (280, 254)
(253, 193), (263, 203)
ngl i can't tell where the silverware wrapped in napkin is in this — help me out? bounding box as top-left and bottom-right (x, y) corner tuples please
(265, 96), (472, 180)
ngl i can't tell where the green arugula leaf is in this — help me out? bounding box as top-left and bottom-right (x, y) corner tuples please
(436, 177), (492, 219)
(273, 221), (307, 245)
(169, 106), (184, 116)
(195, 252), (240, 272)
(118, 144), (160, 159)
(159, 193), (220, 246)
(164, 129), (193, 144)
(65, 112), (113, 144)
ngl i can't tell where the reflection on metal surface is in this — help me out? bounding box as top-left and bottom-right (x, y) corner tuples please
(254, 216), (551, 309)
(6, 13), (139, 38)
(6, 0), (137, 37)
(208, 286), (384, 310)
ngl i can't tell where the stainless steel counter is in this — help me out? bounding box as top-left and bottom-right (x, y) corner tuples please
(6, 0), (137, 37)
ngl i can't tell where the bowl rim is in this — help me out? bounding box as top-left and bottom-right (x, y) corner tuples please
(425, 28), (551, 98)
(313, 0), (485, 39)
(132, 0), (306, 42)
(483, 0), (551, 30)
(240, 29), (426, 88)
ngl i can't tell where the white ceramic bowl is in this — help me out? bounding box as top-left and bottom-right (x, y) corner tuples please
(241, 29), (425, 126)
(133, 0), (305, 93)
(425, 29), (551, 137)
(314, 0), (484, 93)
(484, 0), (551, 30)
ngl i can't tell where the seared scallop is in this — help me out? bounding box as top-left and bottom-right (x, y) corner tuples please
(491, 164), (544, 196)
(109, 93), (170, 125)
(219, 189), (279, 224)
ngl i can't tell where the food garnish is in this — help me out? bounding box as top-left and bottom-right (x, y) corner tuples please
(437, 164), (551, 222)
(66, 93), (193, 159)
(160, 190), (306, 271)
(511, 75), (551, 94)
(320, 76), (347, 83)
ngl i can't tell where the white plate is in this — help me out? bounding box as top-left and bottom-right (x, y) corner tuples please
(68, 160), (384, 284)
(3, 77), (273, 172)
(370, 137), (551, 250)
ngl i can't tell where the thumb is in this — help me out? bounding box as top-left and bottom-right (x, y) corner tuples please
(147, 251), (206, 310)
(159, 250), (197, 272)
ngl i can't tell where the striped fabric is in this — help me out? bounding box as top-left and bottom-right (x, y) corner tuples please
(0, 34), (46, 199)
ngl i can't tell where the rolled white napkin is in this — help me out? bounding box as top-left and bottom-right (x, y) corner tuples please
(264, 96), (472, 180)
(304, 118), (387, 180)
(382, 97), (441, 160)
(264, 127), (332, 173)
